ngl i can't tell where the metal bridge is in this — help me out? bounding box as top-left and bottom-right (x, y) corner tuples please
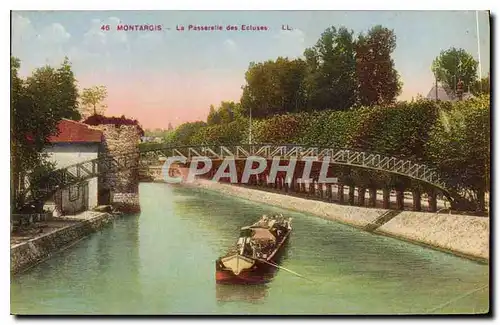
(20, 144), (451, 208)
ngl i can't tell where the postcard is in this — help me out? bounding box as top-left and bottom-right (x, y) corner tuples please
(10, 10), (490, 316)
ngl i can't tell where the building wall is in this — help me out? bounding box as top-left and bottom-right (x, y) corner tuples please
(59, 182), (89, 215)
(44, 143), (100, 212)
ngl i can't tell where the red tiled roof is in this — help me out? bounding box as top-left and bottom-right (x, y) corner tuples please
(48, 119), (103, 143)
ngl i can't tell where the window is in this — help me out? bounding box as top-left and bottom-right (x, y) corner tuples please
(69, 184), (80, 201)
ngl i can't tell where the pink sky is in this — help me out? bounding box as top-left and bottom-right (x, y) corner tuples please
(80, 72), (429, 130)
(79, 71), (246, 129)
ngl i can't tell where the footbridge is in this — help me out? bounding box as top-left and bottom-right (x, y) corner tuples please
(21, 144), (463, 211)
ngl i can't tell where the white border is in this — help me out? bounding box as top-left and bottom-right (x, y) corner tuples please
(3, 1), (497, 324)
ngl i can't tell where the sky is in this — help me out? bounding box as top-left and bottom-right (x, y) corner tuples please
(11, 10), (491, 129)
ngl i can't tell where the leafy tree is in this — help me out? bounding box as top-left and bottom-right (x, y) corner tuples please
(164, 121), (207, 146)
(56, 57), (81, 121)
(425, 95), (489, 211)
(355, 25), (402, 106)
(190, 119), (247, 145)
(207, 101), (244, 125)
(471, 75), (490, 96)
(303, 27), (358, 110)
(207, 105), (221, 125)
(240, 57), (307, 118)
(80, 85), (108, 118)
(431, 47), (478, 99)
(11, 57), (81, 211)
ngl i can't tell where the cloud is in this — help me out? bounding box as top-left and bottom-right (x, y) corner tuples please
(223, 39), (237, 52)
(272, 28), (306, 58)
(38, 23), (71, 44)
(11, 14), (73, 74)
(83, 17), (128, 51)
(11, 14), (36, 56)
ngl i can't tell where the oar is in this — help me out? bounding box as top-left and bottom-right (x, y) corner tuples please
(256, 258), (316, 283)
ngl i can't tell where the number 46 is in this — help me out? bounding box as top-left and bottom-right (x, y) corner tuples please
(101, 25), (110, 31)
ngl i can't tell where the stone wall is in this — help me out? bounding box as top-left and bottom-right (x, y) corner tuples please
(376, 212), (489, 261)
(187, 178), (489, 262)
(90, 124), (142, 213)
(11, 212), (114, 274)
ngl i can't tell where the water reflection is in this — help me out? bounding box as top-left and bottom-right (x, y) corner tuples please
(216, 284), (269, 304)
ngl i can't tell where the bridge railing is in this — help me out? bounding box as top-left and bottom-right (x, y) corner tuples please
(19, 143), (453, 210)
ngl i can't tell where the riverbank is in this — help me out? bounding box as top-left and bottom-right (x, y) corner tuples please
(11, 211), (116, 275)
(186, 179), (489, 263)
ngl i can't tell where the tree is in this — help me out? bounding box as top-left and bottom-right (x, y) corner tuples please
(209, 101), (244, 124)
(207, 105), (221, 125)
(355, 25), (402, 106)
(11, 57), (81, 211)
(240, 57), (307, 118)
(167, 122), (173, 131)
(431, 47), (478, 100)
(303, 27), (358, 110)
(80, 85), (108, 118)
(472, 75), (490, 96)
(425, 95), (489, 211)
(164, 121), (207, 146)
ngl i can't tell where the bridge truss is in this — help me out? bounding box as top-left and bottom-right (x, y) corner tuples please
(20, 144), (450, 209)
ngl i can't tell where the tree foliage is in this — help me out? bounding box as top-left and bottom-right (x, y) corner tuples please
(431, 47), (478, 99)
(471, 75), (490, 96)
(80, 85), (108, 118)
(240, 57), (307, 118)
(163, 121), (207, 146)
(425, 95), (489, 205)
(11, 57), (81, 211)
(239, 25), (402, 118)
(355, 25), (402, 106)
(207, 101), (243, 125)
(304, 27), (358, 110)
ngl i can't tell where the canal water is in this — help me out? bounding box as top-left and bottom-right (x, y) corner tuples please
(11, 183), (489, 315)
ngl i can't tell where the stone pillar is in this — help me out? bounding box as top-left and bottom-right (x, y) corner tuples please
(412, 189), (422, 211)
(369, 188), (377, 207)
(358, 187), (366, 206)
(428, 190), (437, 212)
(477, 188), (485, 213)
(383, 188), (390, 209)
(309, 181), (315, 196)
(348, 186), (355, 205)
(93, 124), (142, 213)
(338, 183), (345, 204)
(318, 182), (324, 198)
(300, 181), (306, 193)
(396, 189), (405, 210)
(327, 184), (333, 201)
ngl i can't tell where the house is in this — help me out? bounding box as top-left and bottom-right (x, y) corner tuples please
(44, 119), (103, 215)
(426, 85), (474, 101)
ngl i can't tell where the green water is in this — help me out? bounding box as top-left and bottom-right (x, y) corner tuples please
(11, 183), (489, 315)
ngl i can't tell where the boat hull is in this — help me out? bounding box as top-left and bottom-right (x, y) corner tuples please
(216, 234), (290, 285)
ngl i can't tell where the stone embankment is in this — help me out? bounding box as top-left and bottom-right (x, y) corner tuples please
(187, 179), (489, 262)
(11, 211), (116, 275)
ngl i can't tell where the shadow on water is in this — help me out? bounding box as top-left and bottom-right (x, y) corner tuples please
(216, 284), (270, 304)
